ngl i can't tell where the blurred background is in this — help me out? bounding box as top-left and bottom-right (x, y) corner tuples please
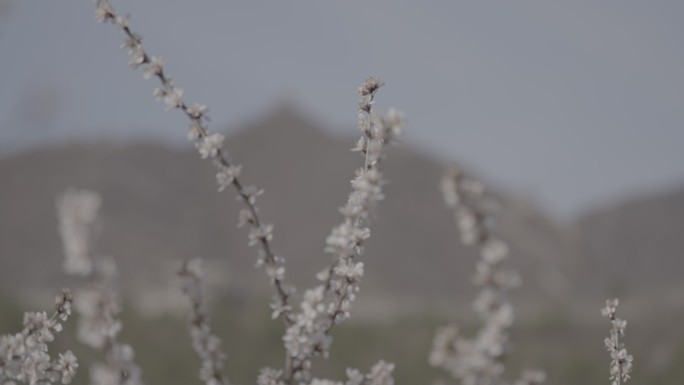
(1, 1), (684, 384)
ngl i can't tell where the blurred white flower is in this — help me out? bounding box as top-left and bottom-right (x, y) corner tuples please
(256, 367), (283, 385)
(143, 56), (165, 79)
(216, 164), (242, 191)
(187, 103), (209, 119)
(56, 189), (101, 276)
(54, 351), (78, 384)
(164, 87), (184, 111)
(248, 224), (274, 247)
(366, 360), (394, 385)
(196, 133), (224, 159)
(94, 0), (115, 23)
(128, 46), (146, 69)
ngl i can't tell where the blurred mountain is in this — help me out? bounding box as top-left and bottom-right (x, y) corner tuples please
(576, 187), (684, 305)
(1, 105), (678, 319)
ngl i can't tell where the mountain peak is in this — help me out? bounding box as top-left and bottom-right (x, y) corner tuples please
(229, 100), (331, 144)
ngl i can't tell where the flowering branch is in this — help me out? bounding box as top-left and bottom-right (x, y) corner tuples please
(90, 3), (405, 383)
(179, 259), (230, 385)
(92, 0), (295, 327)
(601, 299), (633, 385)
(281, 78), (404, 383)
(0, 290), (78, 385)
(56, 189), (143, 385)
(429, 165), (543, 385)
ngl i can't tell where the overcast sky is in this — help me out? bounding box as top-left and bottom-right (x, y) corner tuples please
(1, 0), (683, 220)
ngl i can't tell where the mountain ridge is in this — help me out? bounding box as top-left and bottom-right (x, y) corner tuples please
(1, 107), (680, 319)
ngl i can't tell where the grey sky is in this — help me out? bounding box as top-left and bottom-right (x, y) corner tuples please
(1, 0), (683, 220)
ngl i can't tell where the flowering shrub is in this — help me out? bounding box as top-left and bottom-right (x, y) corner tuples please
(1, 2), (635, 385)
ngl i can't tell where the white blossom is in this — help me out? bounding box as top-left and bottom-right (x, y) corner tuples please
(385, 108), (404, 136)
(366, 360), (394, 385)
(237, 209), (255, 228)
(114, 15), (129, 29)
(315, 268), (331, 282)
(94, 0), (115, 23)
(121, 34), (140, 50)
(480, 238), (508, 264)
(187, 103), (209, 119)
(265, 266), (285, 285)
(188, 120), (203, 140)
(345, 368), (364, 385)
(357, 76), (384, 97)
(334, 261), (364, 281)
(270, 297), (293, 320)
(143, 56), (165, 79)
(256, 368), (283, 385)
(248, 224), (274, 247)
(216, 165), (242, 192)
(54, 351), (78, 384)
(601, 298), (619, 318)
(153, 86), (166, 100)
(128, 45), (146, 69)
(351, 137), (366, 152)
(54, 291), (73, 322)
(164, 87), (184, 111)
(240, 185), (264, 205)
(195, 133), (224, 159)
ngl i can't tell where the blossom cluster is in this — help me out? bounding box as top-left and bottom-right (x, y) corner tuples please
(0, 290), (78, 385)
(56, 190), (143, 385)
(73, 269), (120, 350)
(178, 259), (230, 385)
(72, 264), (143, 385)
(280, 78), (403, 383)
(304, 361), (394, 385)
(601, 299), (634, 385)
(255, 361), (394, 385)
(56, 189), (101, 276)
(430, 165), (542, 385)
(94, 0), (294, 328)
